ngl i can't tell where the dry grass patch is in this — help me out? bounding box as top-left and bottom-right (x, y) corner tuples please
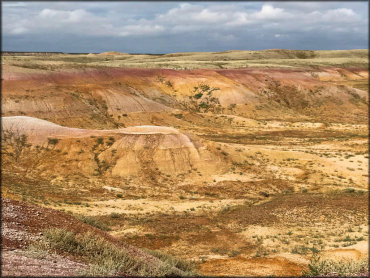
(29, 228), (196, 276)
(303, 253), (369, 277)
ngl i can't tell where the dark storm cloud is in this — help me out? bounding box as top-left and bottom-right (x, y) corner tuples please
(2, 1), (368, 53)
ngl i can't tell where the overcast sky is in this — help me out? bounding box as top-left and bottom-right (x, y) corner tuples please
(2, 1), (368, 53)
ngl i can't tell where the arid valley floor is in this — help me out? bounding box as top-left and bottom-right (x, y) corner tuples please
(1, 49), (369, 276)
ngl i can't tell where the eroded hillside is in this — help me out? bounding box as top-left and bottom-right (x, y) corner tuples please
(2, 60), (368, 128)
(1, 50), (368, 276)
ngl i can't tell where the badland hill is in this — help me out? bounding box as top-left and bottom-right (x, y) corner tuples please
(2, 49), (368, 276)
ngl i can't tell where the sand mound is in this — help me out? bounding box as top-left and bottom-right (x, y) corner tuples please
(2, 116), (182, 142)
(2, 116), (221, 176)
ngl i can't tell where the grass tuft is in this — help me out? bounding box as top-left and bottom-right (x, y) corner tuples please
(76, 215), (111, 231)
(144, 248), (196, 275)
(29, 228), (195, 276)
(302, 253), (369, 277)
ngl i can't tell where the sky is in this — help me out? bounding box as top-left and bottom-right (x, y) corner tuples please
(2, 1), (368, 53)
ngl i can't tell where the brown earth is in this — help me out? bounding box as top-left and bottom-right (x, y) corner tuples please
(1, 51), (368, 276)
(1, 198), (188, 276)
(200, 256), (305, 276)
(2, 65), (368, 128)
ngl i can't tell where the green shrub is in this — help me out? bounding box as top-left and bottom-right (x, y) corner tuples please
(199, 84), (210, 92)
(229, 250), (241, 257)
(110, 212), (120, 219)
(199, 102), (209, 109)
(48, 138), (59, 145)
(194, 93), (203, 99)
(291, 245), (310, 255)
(345, 187), (355, 193)
(96, 137), (104, 145)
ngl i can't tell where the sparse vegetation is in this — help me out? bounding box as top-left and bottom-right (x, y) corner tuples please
(345, 187), (355, 193)
(1, 128), (29, 162)
(48, 138), (60, 145)
(29, 228), (194, 276)
(2, 49), (368, 277)
(303, 253), (368, 277)
(76, 215), (111, 231)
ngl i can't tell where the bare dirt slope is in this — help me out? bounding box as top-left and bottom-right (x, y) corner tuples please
(2, 59), (368, 128)
(1, 198), (189, 276)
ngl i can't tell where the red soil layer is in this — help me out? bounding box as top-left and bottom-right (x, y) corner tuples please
(1, 198), (121, 250)
(2, 66), (368, 125)
(3, 66), (366, 81)
(3, 67), (367, 96)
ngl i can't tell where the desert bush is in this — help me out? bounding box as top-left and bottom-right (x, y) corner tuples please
(254, 246), (269, 257)
(296, 51), (315, 59)
(174, 113), (183, 119)
(48, 138), (60, 145)
(211, 247), (228, 255)
(194, 92), (203, 99)
(259, 191), (269, 197)
(1, 128), (29, 162)
(303, 253), (369, 277)
(144, 248), (196, 274)
(77, 215), (111, 231)
(96, 137), (104, 145)
(344, 187), (355, 193)
(291, 245), (310, 255)
(110, 212), (120, 219)
(229, 250), (241, 257)
(30, 228), (192, 276)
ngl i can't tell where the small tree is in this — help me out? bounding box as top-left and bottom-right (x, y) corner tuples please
(1, 128), (30, 162)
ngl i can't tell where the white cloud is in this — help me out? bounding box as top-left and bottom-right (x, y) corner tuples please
(254, 4), (285, 20)
(38, 8), (89, 23)
(9, 26), (28, 35)
(2, 1), (367, 52)
(324, 8), (357, 22)
(3, 2), (364, 37)
(119, 24), (164, 37)
(194, 9), (227, 23)
(39, 8), (58, 18)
